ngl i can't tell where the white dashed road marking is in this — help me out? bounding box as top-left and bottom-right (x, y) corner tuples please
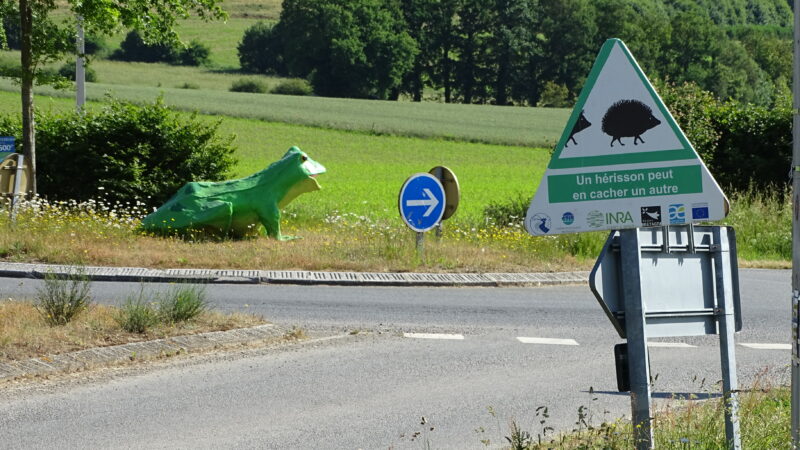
(740, 343), (790, 350)
(403, 333), (465, 340)
(517, 337), (579, 346)
(647, 342), (696, 348)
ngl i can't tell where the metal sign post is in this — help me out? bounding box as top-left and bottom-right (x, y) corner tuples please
(619, 228), (653, 449)
(792, 1), (800, 446)
(9, 153), (25, 223)
(591, 226), (742, 449)
(713, 227), (741, 449)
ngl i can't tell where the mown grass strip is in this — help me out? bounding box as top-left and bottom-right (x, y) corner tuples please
(0, 298), (265, 361)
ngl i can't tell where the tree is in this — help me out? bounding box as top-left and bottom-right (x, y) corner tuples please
(277, 0), (417, 99)
(453, 0), (492, 104)
(0, 0), (226, 195)
(591, 0), (670, 78)
(426, 0), (459, 103)
(398, 0), (433, 101)
(237, 21), (287, 75)
(661, 8), (722, 91)
(534, 0), (598, 103)
(489, 0), (537, 106)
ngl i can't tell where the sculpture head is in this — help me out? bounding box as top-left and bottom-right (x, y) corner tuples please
(274, 146), (327, 208)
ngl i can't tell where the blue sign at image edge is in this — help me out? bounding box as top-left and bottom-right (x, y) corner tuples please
(0, 136), (15, 153)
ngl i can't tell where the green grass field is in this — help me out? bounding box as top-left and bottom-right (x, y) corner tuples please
(0, 90), (550, 225)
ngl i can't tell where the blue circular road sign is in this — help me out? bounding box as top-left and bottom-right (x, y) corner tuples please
(398, 173), (445, 232)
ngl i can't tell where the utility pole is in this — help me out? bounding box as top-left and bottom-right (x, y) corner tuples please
(75, 15), (85, 112)
(792, 0), (800, 446)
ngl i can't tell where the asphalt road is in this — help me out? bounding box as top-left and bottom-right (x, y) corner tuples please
(0, 269), (792, 449)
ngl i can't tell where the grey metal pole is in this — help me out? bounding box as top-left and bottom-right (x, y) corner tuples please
(792, 0), (800, 445)
(76, 15), (85, 112)
(714, 227), (741, 449)
(434, 166), (444, 238)
(620, 228), (653, 449)
(9, 154), (24, 223)
(416, 231), (424, 256)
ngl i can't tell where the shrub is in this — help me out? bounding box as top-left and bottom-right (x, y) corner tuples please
(83, 35), (109, 57)
(7, 97), (238, 207)
(158, 284), (208, 323)
(536, 81), (571, 108)
(178, 82), (200, 89)
(230, 79), (267, 93)
(35, 269), (92, 326)
(112, 30), (210, 66)
(113, 30), (175, 63)
(270, 79), (312, 96)
(58, 62), (98, 82)
(237, 21), (286, 75)
(116, 290), (159, 333)
(709, 100), (791, 191)
(483, 193), (530, 227)
(174, 40), (211, 66)
(657, 80), (791, 191)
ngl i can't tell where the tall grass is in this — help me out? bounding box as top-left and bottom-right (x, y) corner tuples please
(35, 268), (93, 326)
(517, 377), (790, 448)
(721, 187), (791, 261)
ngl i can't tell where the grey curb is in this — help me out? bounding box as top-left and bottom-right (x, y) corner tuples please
(0, 324), (288, 382)
(0, 262), (589, 287)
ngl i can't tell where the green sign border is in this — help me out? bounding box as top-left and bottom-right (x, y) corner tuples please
(548, 39), (697, 170)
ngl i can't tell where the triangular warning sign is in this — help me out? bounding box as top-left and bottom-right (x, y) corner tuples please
(525, 39), (728, 236)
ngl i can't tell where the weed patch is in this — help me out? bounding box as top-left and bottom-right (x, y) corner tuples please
(35, 268), (93, 326)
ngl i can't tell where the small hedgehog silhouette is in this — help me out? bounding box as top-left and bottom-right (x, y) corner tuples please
(565, 110), (591, 148)
(601, 99), (661, 147)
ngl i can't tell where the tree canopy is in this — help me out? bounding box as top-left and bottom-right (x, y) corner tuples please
(1, 0), (227, 193)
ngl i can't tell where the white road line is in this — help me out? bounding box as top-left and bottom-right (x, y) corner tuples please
(403, 333), (464, 340)
(647, 342), (696, 348)
(517, 337), (579, 346)
(740, 343), (791, 350)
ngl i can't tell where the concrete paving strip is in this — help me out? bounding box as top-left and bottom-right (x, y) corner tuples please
(0, 262), (590, 287)
(0, 324), (292, 382)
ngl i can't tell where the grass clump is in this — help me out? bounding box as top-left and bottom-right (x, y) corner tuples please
(35, 269), (93, 326)
(116, 296), (159, 334)
(230, 79), (268, 93)
(158, 284), (208, 323)
(270, 79), (312, 96)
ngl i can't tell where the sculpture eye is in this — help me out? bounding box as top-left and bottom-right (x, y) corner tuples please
(301, 155), (308, 162)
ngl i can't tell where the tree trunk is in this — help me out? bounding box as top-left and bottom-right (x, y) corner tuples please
(19, 0), (36, 194)
(443, 45), (452, 103)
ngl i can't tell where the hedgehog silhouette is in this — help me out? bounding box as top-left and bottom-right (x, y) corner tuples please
(565, 110), (591, 148)
(601, 99), (661, 147)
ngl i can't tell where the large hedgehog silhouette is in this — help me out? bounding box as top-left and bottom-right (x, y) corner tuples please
(601, 99), (661, 147)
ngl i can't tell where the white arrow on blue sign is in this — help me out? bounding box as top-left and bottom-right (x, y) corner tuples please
(398, 173), (446, 232)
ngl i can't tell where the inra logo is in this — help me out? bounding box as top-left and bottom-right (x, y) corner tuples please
(605, 211), (633, 225)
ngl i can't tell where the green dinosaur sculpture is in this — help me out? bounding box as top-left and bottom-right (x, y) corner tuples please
(141, 146), (326, 240)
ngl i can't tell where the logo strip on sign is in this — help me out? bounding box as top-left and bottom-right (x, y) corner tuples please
(523, 38), (728, 236)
